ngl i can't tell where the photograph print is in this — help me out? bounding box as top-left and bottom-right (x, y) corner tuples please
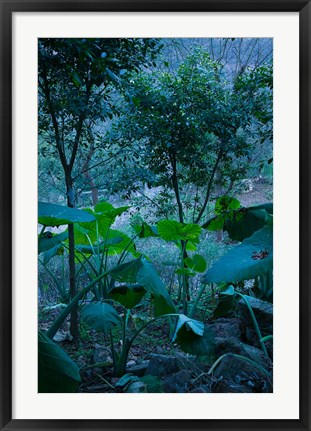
(38, 37), (273, 394)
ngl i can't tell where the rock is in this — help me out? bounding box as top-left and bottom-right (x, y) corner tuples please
(146, 354), (180, 378)
(163, 370), (191, 393)
(238, 296), (273, 340)
(53, 330), (73, 343)
(146, 353), (198, 379)
(111, 377), (120, 386)
(126, 360), (136, 368)
(214, 379), (254, 393)
(209, 318), (243, 340)
(93, 344), (110, 363)
(43, 303), (67, 312)
(213, 337), (271, 370)
(127, 360), (149, 376)
(190, 385), (211, 393)
(155, 346), (165, 354)
(240, 343), (272, 371)
(211, 353), (272, 393)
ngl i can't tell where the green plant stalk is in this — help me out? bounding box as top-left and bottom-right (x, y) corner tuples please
(107, 232), (140, 295)
(46, 268), (112, 339)
(64, 243), (100, 300)
(38, 259), (67, 301)
(122, 309), (131, 347)
(63, 242), (98, 277)
(96, 374), (115, 390)
(211, 283), (215, 308)
(117, 232), (140, 265)
(109, 330), (118, 373)
(259, 270), (273, 300)
(128, 313), (179, 351)
(208, 353), (272, 385)
(95, 220), (107, 298)
(39, 225), (46, 238)
(181, 239), (189, 314)
(99, 221), (110, 273)
(189, 283), (207, 318)
(114, 313), (180, 377)
(260, 335), (273, 343)
(237, 293), (268, 357)
(86, 227), (104, 298)
(177, 274), (183, 303)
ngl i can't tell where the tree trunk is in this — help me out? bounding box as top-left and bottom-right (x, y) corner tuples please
(65, 173), (79, 340)
(169, 151), (189, 312)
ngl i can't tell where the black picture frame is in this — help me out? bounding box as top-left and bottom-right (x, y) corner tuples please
(1, 0), (310, 430)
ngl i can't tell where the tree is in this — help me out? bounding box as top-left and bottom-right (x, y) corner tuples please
(113, 47), (272, 225)
(38, 38), (162, 338)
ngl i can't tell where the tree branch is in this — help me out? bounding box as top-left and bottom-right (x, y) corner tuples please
(39, 70), (68, 170)
(195, 151), (222, 224)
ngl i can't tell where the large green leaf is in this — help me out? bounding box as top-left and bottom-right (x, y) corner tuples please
(42, 243), (64, 264)
(157, 220), (201, 242)
(132, 221), (158, 238)
(172, 314), (204, 342)
(38, 331), (81, 393)
(176, 324), (214, 356)
(38, 202), (95, 227)
(215, 195), (240, 215)
(77, 202), (129, 240)
(81, 302), (121, 333)
(109, 284), (146, 309)
(109, 258), (142, 283)
(75, 237), (123, 255)
(202, 224), (273, 284)
(204, 202), (273, 241)
(73, 224), (97, 246)
(213, 285), (236, 318)
(95, 202), (129, 236)
(95, 201), (129, 219)
(106, 230), (137, 256)
(224, 208), (268, 241)
(136, 259), (175, 316)
(254, 202), (273, 214)
(184, 254), (207, 273)
(38, 231), (68, 254)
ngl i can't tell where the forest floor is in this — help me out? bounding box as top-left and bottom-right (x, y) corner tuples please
(38, 177), (273, 393)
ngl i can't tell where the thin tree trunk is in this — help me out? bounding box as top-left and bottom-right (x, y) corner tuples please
(65, 173), (79, 340)
(195, 152), (222, 224)
(169, 151), (189, 311)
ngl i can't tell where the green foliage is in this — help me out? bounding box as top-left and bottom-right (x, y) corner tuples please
(38, 231), (68, 254)
(213, 285), (236, 318)
(175, 324), (214, 357)
(109, 258), (142, 283)
(38, 331), (81, 393)
(215, 196), (240, 214)
(131, 220), (159, 238)
(136, 258), (176, 316)
(204, 198), (273, 242)
(109, 284), (146, 309)
(110, 47), (272, 225)
(38, 202), (96, 226)
(203, 224), (273, 284)
(172, 314), (204, 341)
(38, 39), (273, 391)
(81, 302), (121, 333)
(157, 220), (201, 242)
(42, 243), (64, 265)
(184, 254), (207, 273)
